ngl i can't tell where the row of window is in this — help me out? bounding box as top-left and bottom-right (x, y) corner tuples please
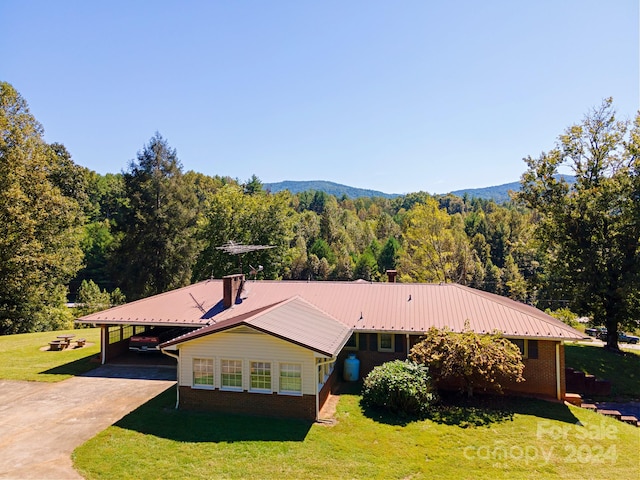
(344, 332), (395, 352)
(107, 325), (144, 345)
(344, 333), (540, 360)
(193, 358), (303, 395)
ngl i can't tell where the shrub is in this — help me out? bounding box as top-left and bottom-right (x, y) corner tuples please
(361, 360), (437, 416)
(409, 321), (525, 397)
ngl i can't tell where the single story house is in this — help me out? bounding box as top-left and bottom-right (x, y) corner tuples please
(77, 274), (587, 421)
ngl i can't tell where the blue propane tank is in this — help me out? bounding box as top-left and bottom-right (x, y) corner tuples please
(343, 353), (360, 381)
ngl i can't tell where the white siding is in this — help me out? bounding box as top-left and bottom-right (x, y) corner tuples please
(177, 326), (318, 395)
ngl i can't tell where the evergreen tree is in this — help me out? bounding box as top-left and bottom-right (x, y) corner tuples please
(115, 133), (200, 300)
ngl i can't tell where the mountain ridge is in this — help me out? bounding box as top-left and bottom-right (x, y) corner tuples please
(264, 178), (573, 203)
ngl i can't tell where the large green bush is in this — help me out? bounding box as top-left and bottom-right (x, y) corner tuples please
(361, 360), (437, 416)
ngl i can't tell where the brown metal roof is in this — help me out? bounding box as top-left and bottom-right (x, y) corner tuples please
(77, 280), (221, 326)
(77, 279), (587, 341)
(160, 296), (352, 357)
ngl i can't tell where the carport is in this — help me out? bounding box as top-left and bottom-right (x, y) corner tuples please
(94, 323), (197, 365)
(76, 280), (223, 365)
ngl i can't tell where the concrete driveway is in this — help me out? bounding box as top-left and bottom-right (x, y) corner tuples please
(0, 365), (176, 479)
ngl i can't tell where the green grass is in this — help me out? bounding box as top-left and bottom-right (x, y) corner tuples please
(0, 328), (101, 382)
(565, 343), (640, 399)
(1, 330), (637, 478)
(73, 388), (640, 480)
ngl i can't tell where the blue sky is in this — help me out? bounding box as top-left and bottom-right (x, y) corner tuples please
(2, 1), (638, 194)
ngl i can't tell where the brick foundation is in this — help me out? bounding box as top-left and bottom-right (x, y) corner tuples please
(179, 387), (317, 421)
(179, 369), (338, 421)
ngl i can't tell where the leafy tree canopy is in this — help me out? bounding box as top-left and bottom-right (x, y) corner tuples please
(0, 82), (84, 334)
(518, 98), (640, 351)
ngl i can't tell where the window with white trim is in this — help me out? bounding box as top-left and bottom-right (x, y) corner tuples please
(378, 333), (394, 352)
(279, 363), (302, 394)
(317, 358), (335, 384)
(193, 358), (214, 388)
(510, 339), (539, 359)
(250, 361), (272, 392)
(221, 359), (243, 390)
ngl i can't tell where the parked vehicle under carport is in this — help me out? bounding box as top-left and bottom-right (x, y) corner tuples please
(129, 327), (192, 352)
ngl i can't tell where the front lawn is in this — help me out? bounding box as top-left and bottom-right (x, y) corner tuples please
(0, 328), (101, 382)
(73, 388), (640, 480)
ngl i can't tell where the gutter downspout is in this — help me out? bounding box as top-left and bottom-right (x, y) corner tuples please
(161, 349), (180, 409)
(316, 357), (337, 421)
(555, 342), (561, 401)
(406, 334), (410, 356)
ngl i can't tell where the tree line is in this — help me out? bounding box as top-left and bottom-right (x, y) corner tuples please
(1, 82), (638, 350)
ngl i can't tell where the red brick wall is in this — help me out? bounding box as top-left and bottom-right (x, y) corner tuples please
(179, 387), (317, 421)
(319, 368), (338, 409)
(337, 333), (415, 380)
(338, 334), (562, 400)
(504, 340), (561, 399)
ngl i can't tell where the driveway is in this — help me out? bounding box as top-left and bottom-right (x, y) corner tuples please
(0, 365), (176, 479)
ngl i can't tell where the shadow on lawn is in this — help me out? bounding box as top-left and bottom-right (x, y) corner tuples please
(115, 389), (312, 442)
(362, 391), (580, 428)
(40, 354), (100, 376)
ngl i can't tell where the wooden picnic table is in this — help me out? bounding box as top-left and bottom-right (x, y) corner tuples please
(56, 334), (75, 347)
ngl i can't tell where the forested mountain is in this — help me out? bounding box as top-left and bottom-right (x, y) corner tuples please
(450, 181), (522, 203)
(264, 180), (400, 199)
(266, 177), (576, 203)
(451, 176), (576, 203)
(1, 82), (638, 350)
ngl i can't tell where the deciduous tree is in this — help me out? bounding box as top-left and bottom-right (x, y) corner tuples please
(193, 184), (295, 279)
(518, 99), (640, 351)
(0, 82), (84, 333)
(398, 198), (475, 283)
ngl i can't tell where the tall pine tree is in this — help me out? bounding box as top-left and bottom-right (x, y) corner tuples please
(115, 133), (200, 300)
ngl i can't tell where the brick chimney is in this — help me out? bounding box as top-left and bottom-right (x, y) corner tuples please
(223, 274), (244, 308)
(386, 270), (397, 283)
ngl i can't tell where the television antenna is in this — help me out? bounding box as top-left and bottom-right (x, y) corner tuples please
(216, 241), (274, 275)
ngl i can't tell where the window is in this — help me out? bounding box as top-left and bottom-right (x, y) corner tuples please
(317, 358), (335, 384)
(193, 358), (214, 388)
(279, 363), (302, 394)
(221, 359), (243, 390)
(344, 333), (359, 350)
(510, 339), (538, 359)
(250, 361), (272, 392)
(108, 326), (122, 344)
(511, 339), (525, 356)
(378, 333), (394, 352)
